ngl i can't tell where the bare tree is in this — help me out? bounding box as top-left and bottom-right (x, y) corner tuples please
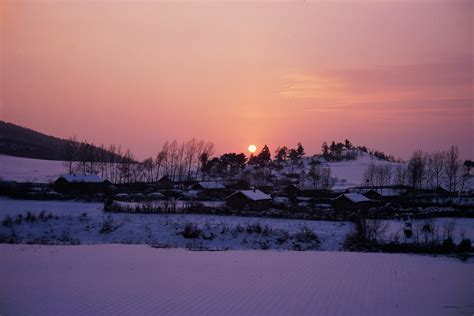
(62, 136), (78, 174)
(320, 167), (335, 190)
(308, 164), (322, 189)
(393, 164), (408, 186)
(408, 150), (425, 189)
(444, 145), (460, 194)
(431, 151), (445, 188)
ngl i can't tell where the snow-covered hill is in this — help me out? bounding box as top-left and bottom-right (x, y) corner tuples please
(0, 154), (67, 183)
(0, 152), (404, 189)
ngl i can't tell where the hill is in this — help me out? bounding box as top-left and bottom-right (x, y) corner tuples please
(0, 121), (124, 162)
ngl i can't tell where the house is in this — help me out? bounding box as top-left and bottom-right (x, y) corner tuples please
(156, 176), (174, 190)
(191, 181), (226, 190)
(53, 174), (110, 194)
(226, 189), (272, 211)
(284, 184), (302, 197)
(225, 180), (251, 190)
(363, 188), (402, 201)
(333, 193), (374, 211)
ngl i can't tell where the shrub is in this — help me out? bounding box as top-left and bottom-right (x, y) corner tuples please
(458, 239), (471, 253)
(262, 225), (272, 237)
(294, 227), (320, 250)
(38, 210), (47, 221)
(25, 212), (37, 223)
(181, 223), (201, 239)
(260, 240), (270, 250)
(403, 229), (413, 238)
(100, 215), (118, 234)
(246, 223), (262, 234)
(441, 237), (456, 253)
(2, 216), (13, 227)
(275, 229), (290, 244)
(15, 214), (23, 225)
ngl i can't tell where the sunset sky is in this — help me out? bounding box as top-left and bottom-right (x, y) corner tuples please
(1, 0), (472, 160)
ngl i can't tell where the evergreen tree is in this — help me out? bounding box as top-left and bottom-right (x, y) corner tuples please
(257, 145), (271, 166)
(296, 142), (305, 159)
(321, 141), (329, 157)
(274, 146), (288, 162)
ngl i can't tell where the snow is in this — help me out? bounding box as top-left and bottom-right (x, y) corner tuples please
(227, 189), (272, 201)
(382, 218), (474, 244)
(0, 154), (66, 183)
(325, 152), (404, 188)
(0, 197), (104, 217)
(0, 244), (472, 315)
(0, 198), (351, 251)
(337, 193), (371, 203)
(59, 173), (103, 183)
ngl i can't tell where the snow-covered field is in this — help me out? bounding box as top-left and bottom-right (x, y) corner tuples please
(382, 218), (474, 244)
(0, 154), (66, 183)
(0, 198), (352, 250)
(1, 198), (473, 250)
(1, 244), (472, 316)
(325, 154), (403, 189)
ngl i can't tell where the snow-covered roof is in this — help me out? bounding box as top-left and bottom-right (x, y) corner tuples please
(228, 190), (272, 201)
(60, 174), (103, 183)
(337, 193), (371, 203)
(196, 182), (225, 189)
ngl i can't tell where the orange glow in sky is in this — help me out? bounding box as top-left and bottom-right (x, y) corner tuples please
(1, 0), (472, 159)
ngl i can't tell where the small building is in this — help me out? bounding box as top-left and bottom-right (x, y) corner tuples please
(53, 174), (110, 194)
(363, 188), (402, 201)
(191, 181), (226, 191)
(226, 189), (272, 211)
(333, 193), (373, 212)
(284, 184), (302, 197)
(156, 176), (174, 190)
(226, 180), (251, 190)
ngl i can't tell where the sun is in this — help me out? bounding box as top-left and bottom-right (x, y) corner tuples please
(248, 144), (257, 153)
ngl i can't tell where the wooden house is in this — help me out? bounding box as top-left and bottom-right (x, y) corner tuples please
(226, 189), (272, 211)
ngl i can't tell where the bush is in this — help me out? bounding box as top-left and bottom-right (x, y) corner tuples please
(403, 229), (413, 238)
(15, 214), (23, 225)
(25, 212), (37, 223)
(458, 239), (471, 253)
(275, 229), (290, 244)
(260, 240), (270, 250)
(100, 215), (118, 234)
(181, 223), (201, 239)
(38, 210), (47, 221)
(2, 216), (13, 227)
(246, 223), (262, 234)
(441, 237), (456, 253)
(294, 227), (320, 250)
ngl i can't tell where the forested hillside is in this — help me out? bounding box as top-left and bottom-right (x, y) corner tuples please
(0, 121), (125, 162)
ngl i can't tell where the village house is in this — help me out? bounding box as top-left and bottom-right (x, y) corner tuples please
(226, 189), (272, 211)
(53, 174), (111, 194)
(362, 188), (403, 202)
(333, 193), (374, 212)
(155, 176), (174, 190)
(225, 179), (251, 190)
(191, 181), (226, 191)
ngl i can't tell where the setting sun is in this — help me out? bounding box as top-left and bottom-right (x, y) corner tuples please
(248, 144), (257, 153)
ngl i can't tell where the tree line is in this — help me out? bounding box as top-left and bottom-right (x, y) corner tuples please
(363, 145), (470, 194)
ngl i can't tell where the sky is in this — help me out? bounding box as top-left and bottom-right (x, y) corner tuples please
(1, 0), (472, 160)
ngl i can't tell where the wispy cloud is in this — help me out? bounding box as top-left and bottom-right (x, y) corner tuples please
(280, 60), (473, 115)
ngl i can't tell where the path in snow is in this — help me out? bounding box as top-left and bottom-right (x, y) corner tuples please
(0, 244), (472, 316)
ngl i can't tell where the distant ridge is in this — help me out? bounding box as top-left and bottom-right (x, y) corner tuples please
(0, 120), (124, 161)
